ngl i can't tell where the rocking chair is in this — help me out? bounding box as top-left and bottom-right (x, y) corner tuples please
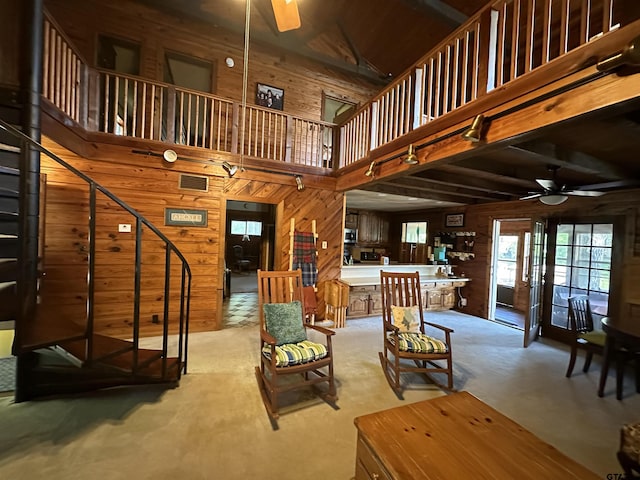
(379, 271), (454, 397)
(255, 269), (337, 424)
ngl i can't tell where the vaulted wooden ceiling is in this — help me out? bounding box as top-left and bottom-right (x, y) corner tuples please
(136, 0), (640, 211)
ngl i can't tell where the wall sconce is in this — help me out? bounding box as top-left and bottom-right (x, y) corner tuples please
(364, 161), (376, 177)
(597, 35), (640, 71)
(295, 175), (305, 191)
(221, 161), (238, 178)
(403, 144), (419, 165)
(461, 114), (485, 143)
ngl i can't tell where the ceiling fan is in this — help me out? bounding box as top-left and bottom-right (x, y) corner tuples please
(271, 0), (301, 32)
(519, 166), (605, 205)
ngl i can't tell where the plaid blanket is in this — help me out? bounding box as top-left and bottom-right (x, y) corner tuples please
(293, 262), (317, 287)
(293, 230), (316, 263)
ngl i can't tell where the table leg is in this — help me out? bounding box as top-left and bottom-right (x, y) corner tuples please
(598, 334), (615, 397)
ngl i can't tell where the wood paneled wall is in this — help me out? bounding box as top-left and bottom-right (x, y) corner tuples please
(44, 0), (378, 122)
(40, 136), (345, 337)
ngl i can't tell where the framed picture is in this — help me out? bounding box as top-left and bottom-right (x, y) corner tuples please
(256, 83), (284, 110)
(165, 208), (208, 227)
(445, 213), (465, 228)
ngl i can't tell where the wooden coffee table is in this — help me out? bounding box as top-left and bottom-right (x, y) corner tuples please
(354, 391), (599, 479)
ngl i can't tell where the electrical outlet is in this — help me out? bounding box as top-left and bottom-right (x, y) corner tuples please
(151, 314), (159, 324)
(460, 298), (468, 307)
(321, 241), (328, 249)
(118, 223), (132, 233)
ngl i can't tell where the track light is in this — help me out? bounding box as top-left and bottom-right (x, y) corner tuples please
(597, 35), (640, 72)
(539, 194), (568, 205)
(461, 114), (485, 143)
(364, 161), (376, 177)
(404, 144), (418, 165)
(295, 175), (305, 191)
(221, 161), (238, 178)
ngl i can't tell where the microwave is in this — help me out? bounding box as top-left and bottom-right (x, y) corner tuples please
(344, 228), (357, 244)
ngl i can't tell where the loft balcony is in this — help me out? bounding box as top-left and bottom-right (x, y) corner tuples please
(41, 2), (640, 204)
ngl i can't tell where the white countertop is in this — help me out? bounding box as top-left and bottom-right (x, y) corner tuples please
(341, 276), (470, 287)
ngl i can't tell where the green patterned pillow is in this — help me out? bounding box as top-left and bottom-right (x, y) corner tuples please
(391, 304), (420, 332)
(263, 301), (307, 346)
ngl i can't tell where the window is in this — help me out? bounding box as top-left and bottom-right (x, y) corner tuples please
(164, 51), (213, 92)
(97, 35), (140, 75)
(231, 220), (262, 237)
(496, 235), (518, 286)
(401, 222), (427, 244)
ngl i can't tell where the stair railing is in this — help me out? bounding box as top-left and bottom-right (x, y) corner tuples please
(0, 118), (192, 379)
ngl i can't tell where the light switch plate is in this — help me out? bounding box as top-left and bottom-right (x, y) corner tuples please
(118, 223), (132, 233)
(321, 241), (328, 249)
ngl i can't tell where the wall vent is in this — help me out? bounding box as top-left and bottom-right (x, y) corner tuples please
(179, 174), (209, 192)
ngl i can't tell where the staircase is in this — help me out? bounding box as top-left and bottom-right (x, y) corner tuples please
(0, 115), (192, 401)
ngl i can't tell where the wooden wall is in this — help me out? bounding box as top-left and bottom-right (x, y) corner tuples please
(40, 135), (345, 337)
(392, 192), (640, 322)
(44, 0), (378, 122)
(0, 0), (22, 89)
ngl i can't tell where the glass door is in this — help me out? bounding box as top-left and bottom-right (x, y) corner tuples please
(544, 222), (613, 340)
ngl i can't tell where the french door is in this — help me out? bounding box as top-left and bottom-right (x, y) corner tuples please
(542, 218), (621, 342)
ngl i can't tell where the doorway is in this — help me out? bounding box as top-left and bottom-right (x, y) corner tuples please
(489, 219), (530, 330)
(222, 200), (276, 328)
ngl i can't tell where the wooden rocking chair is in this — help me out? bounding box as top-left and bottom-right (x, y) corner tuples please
(255, 269), (337, 425)
(379, 271), (454, 398)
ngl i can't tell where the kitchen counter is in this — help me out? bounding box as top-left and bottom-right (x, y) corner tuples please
(341, 276), (469, 287)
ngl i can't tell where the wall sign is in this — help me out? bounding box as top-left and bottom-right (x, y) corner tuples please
(165, 208), (208, 227)
(445, 213), (465, 228)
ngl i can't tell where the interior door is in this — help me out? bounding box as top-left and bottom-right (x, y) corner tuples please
(524, 218), (545, 347)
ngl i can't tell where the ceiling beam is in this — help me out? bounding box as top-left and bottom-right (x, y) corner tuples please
(362, 183), (473, 204)
(436, 164), (538, 189)
(380, 176), (511, 201)
(411, 169), (525, 196)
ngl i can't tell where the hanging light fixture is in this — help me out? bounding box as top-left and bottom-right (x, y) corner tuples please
(364, 161), (376, 177)
(271, 0), (301, 32)
(461, 114), (485, 142)
(221, 161), (238, 178)
(539, 194), (568, 205)
(295, 175), (305, 191)
(404, 144), (418, 165)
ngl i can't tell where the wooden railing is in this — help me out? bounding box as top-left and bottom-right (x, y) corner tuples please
(338, 0), (629, 168)
(43, 15), (87, 126)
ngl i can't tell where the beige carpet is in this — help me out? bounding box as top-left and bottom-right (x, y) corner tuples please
(0, 311), (637, 479)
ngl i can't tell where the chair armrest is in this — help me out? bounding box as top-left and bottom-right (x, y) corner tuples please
(383, 320), (399, 333)
(425, 321), (454, 334)
(260, 329), (277, 345)
(306, 324), (335, 336)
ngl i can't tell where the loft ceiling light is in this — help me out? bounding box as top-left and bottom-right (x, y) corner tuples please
(404, 144), (418, 165)
(221, 161), (238, 178)
(364, 161), (376, 178)
(597, 35), (640, 71)
(461, 114), (485, 143)
(539, 193), (568, 206)
(163, 149), (178, 163)
(295, 175), (305, 191)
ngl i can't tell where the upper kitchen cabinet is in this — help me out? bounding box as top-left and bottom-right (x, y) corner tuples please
(357, 210), (390, 245)
(345, 212), (359, 230)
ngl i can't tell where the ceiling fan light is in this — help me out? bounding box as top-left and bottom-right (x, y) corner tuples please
(539, 194), (568, 205)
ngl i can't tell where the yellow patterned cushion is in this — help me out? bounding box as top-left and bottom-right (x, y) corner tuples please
(262, 340), (328, 367)
(391, 305), (420, 332)
(392, 332), (448, 354)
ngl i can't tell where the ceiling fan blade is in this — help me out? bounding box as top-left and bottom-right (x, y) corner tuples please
(520, 193), (543, 200)
(271, 0), (301, 32)
(565, 190), (606, 197)
(536, 179), (558, 191)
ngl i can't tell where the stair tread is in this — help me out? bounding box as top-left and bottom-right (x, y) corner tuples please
(60, 334), (178, 378)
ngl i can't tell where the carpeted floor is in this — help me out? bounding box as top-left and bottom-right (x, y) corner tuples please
(0, 312), (637, 479)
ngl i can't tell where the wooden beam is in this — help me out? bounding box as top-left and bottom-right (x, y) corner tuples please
(362, 183), (476, 204)
(412, 169), (527, 196)
(378, 176), (510, 201)
(436, 164), (537, 189)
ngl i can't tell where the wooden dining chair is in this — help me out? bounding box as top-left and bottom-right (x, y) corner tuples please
(255, 269), (337, 426)
(566, 295), (606, 377)
(379, 271), (454, 398)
